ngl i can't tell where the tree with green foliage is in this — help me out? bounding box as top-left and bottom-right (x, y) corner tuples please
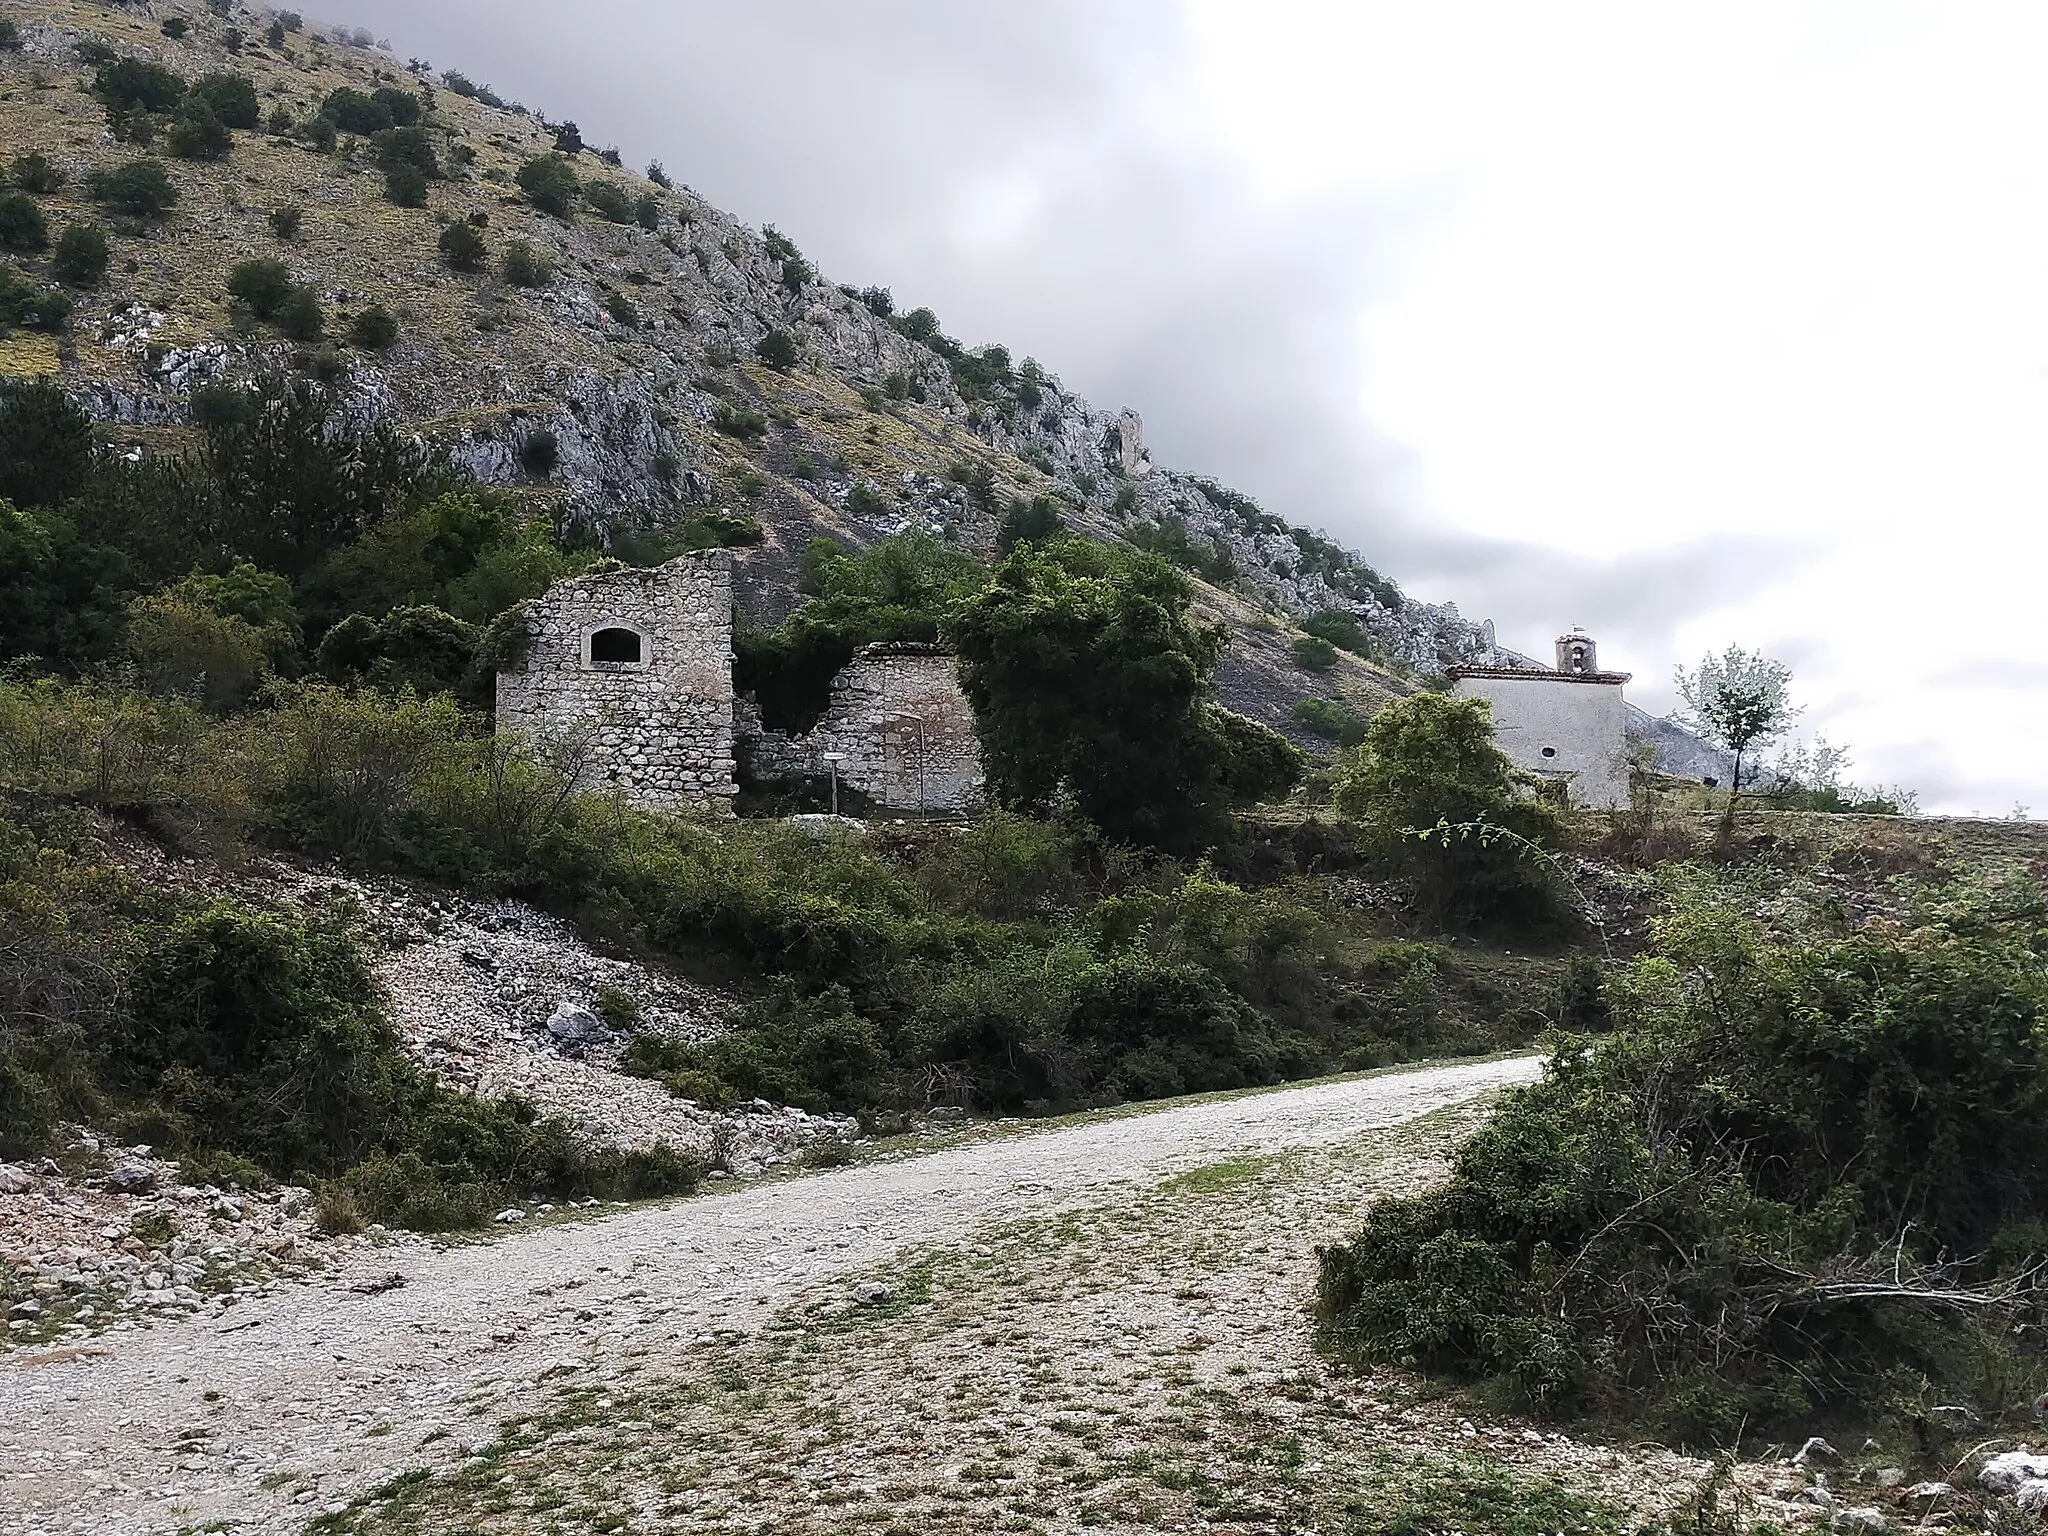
(316, 604), (478, 695)
(1319, 869), (2048, 1443)
(997, 495), (1063, 553)
(382, 161), (428, 207)
(0, 500), (133, 667)
(319, 87), (393, 134)
(0, 193), (48, 251)
(437, 219), (487, 272)
(167, 96), (232, 161)
(516, 155), (580, 217)
(88, 159), (178, 218)
(348, 304), (398, 350)
(736, 533), (988, 732)
(267, 205), (303, 241)
(583, 179), (633, 224)
(1335, 691), (1561, 928)
(0, 378), (93, 510)
(276, 286), (324, 341)
(92, 58), (187, 117)
(226, 257), (295, 319)
(10, 153), (66, 194)
(950, 537), (1287, 853)
(50, 224), (110, 288)
(754, 328), (799, 370)
(501, 240), (552, 287)
(0, 265), (72, 333)
(1289, 633), (1338, 671)
(1673, 645), (1799, 794)
(191, 71), (260, 130)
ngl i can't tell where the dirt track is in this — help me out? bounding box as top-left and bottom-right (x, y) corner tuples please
(1, 1056), (1546, 1535)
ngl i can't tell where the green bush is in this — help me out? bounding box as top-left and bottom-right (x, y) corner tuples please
(227, 256), (295, 318)
(604, 290), (639, 328)
(0, 192), (49, 251)
(996, 495), (1062, 553)
(0, 378), (96, 510)
(93, 58), (187, 117)
(502, 240), (552, 287)
(713, 402), (768, 439)
(297, 114), (338, 154)
(0, 20), (20, 50)
(951, 537), (1267, 853)
(438, 220), (487, 272)
(1291, 698), (1367, 748)
(348, 304), (399, 350)
(319, 87), (393, 135)
(191, 71), (260, 130)
(1289, 633), (1338, 671)
(382, 161), (428, 207)
(754, 328), (800, 370)
(10, 153), (66, 194)
(316, 605), (477, 695)
(268, 205), (303, 240)
(89, 159), (179, 218)
(0, 265), (73, 333)
(1319, 870), (2048, 1442)
(276, 286), (324, 341)
(516, 155), (580, 217)
(51, 224), (110, 288)
(583, 179), (633, 224)
(1335, 691), (1563, 929)
(167, 97), (232, 161)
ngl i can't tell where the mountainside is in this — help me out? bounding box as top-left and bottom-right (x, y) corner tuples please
(0, 0), (1524, 739)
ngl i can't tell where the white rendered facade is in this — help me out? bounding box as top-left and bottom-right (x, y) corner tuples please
(1450, 631), (1631, 810)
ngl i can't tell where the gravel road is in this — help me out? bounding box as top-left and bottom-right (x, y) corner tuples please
(0, 1055), (1540, 1536)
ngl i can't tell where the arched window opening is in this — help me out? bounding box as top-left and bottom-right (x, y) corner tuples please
(590, 627), (644, 665)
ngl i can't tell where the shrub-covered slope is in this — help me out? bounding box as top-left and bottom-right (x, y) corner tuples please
(0, 0), (1500, 739)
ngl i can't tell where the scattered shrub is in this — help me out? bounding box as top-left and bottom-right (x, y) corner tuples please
(646, 160), (671, 188)
(583, 179), (633, 224)
(437, 220), (487, 272)
(92, 58), (188, 117)
(1334, 692), (1563, 930)
(603, 290), (639, 328)
(191, 71), (260, 130)
(167, 97), (232, 161)
(516, 155), (580, 217)
(754, 328), (799, 370)
(996, 495), (1062, 553)
(348, 304), (398, 351)
(297, 114), (338, 154)
(319, 86), (393, 135)
(382, 160), (428, 207)
(89, 159), (179, 218)
(634, 193), (661, 232)
(859, 285), (893, 317)
(50, 224), (110, 288)
(1319, 871), (2048, 1442)
(501, 240), (552, 288)
(226, 257), (295, 319)
(275, 287), (325, 342)
(0, 19), (21, 49)
(162, 16), (191, 38)
(268, 205), (303, 240)
(10, 152), (66, 194)
(713, 403), (768, 440)
(0, 193), (48, 252)
(1289, 634), (1339, 671)
(1291, 698), (1367, 748)
(0, 265), (71, 333)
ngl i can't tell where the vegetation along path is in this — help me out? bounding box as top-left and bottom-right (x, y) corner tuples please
(0, 1055), (1711, 1536)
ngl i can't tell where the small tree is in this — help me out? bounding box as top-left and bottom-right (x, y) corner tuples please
(167, 97), (232, 161)
(268, 205), (303, 241)
(0, 378), (96, 510)
(754, 328), (800, 370)
(1673, 645), (1799, 794)
(276, 286), (325, 342)
(51, 224), (110, 288)
(516, 155), (580, 218)
(437, 220), (487, 273)
(502, 240), (552, 288)
(0, 193), (48, 251)
(646, 160), (671, 188)
(192, 71), (260, 130)
(89, 159), (179, 219)
(348, 304), (398, 350)
(11, 153), (66, 194)
(1335, 691), (1562, 929)
(227, 257), (295, 318)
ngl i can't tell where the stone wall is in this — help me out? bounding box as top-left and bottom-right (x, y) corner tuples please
(495, 552), (736, 809)
(1450, 670), (1630, 810)
(737, 643), (985, 814)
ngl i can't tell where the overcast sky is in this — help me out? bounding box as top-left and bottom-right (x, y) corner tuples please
(339, 1), (2047, 815)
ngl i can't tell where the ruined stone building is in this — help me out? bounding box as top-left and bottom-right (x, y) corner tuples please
(494, 552), (739, 808)
(738, 642), (984, 813)
(1449, 628), (1632, 810)
(496, 554), (984, 814)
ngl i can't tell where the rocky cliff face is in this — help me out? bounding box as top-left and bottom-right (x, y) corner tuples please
(4, 1), (1514, 720)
